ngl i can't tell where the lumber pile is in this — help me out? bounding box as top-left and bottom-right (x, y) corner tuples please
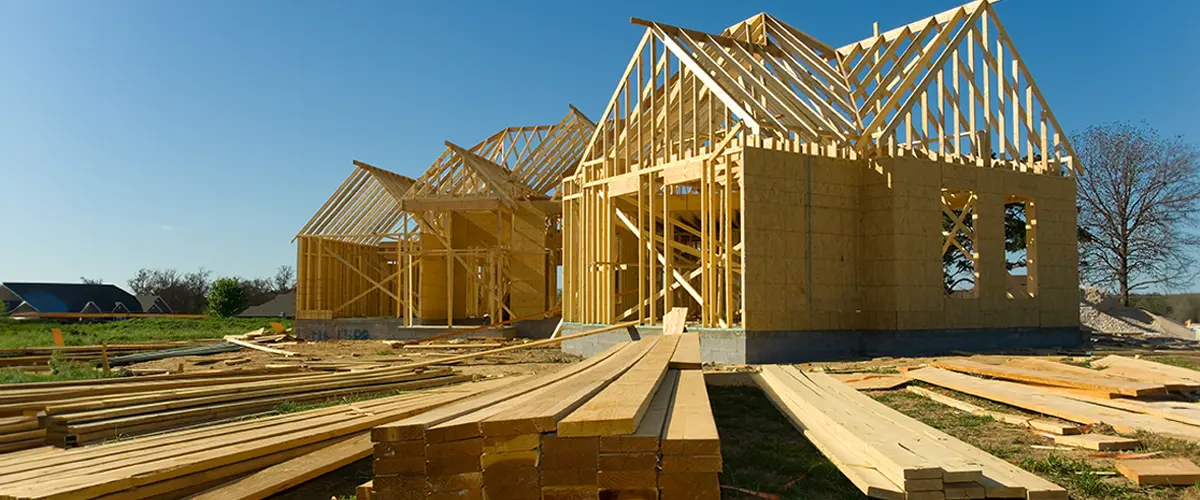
(756, 365), (1067, 499)
(370, 332), (720, 500)
(0, 342), (208, 371)
(0, 377), (514, 500)
(907, 356), (1200, 443)
(0, 365), (470, 448)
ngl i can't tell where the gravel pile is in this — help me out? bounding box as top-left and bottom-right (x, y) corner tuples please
(1079, 286), (1196, 340)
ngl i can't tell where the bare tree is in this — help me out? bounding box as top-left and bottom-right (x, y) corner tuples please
(1076, 122), (1200, 306)
(128, 267), (213, 314)
(80, 277), (103, 285)
(272, 265), (296, 294)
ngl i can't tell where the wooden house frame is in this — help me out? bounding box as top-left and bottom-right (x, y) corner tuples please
(562, 0), (1080, 332)
(296, 108), (594, 325)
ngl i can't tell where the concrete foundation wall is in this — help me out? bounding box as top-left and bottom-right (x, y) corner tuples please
(559, 322), (1083, 364)
(296, 318), (513, 341)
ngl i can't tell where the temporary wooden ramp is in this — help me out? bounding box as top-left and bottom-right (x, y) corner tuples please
(756, 365), (1066, 499)
(297, 108), (594, 326)
(369, 335), (719, 500)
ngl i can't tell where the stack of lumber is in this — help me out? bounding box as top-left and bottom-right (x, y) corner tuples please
(907, 359), (1200, 443)
(0, 416), (43, 454)
(370, 330), (720, 500)
(756, 365), (1067, 499)
(0, 342), (206, 371)
(0, 377), (514, 500)
(0, 365), (470, 448)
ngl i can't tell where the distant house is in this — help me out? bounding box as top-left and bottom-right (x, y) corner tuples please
(239, 292), (295, 318)
(137, 295), (173, 314)
(0, 282), (143, 314)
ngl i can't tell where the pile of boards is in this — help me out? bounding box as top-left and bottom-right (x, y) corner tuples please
(0, 342), (203, 371)
(0, 364), (470, 449)
(368, 331), (716, 500)
(907, 355), (1200, 444)
(756, 365), (1067, 499)
(0, 376), (513, 500)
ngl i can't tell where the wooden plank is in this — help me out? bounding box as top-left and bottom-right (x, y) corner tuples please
(1117, 458), (1200, 486)
(481, 339), (660, 437)
(668, 333), (702, 370)
(600, 370), (678, 453)
(558, 336), (680, 436)
(832, 373), (911, 391)
(931, 358), (1166, 397)
(1053, 434), (1139, 451)
(905, 386), (1082, 435)
(1093, 355), (1200, 386)
(189, 433), (374, 500)
(223, 337), (298, 357)
(374, 342), (629, 442)
(356, 480), (373, 500)
(0, 379), (512, 498)
(661, 307), (687, 335)
(662, 370), (720, 457)
(753, 367), (905, 499)
(906, 367), (1200, 443)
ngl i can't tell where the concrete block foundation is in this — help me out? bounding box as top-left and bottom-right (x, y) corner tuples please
(559, 322), (1084, 364)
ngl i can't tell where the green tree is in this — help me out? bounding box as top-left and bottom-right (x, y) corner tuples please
(207, 278), (248, 318)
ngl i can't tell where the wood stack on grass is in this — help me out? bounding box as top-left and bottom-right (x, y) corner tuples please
(907, 356), (1200, 443)
(756, 365), (1067, 499)
(370, 329), (720, 500)
(0, 377), (513, 500)
(0, 342), (210, 371)
(0, 365), (470, 448)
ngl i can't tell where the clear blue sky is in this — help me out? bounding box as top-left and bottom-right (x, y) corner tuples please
(1, 0), (1197, 289)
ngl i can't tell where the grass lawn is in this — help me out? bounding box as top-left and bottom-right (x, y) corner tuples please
(0, 317), (290, 349)
(710, 386), (862, 499)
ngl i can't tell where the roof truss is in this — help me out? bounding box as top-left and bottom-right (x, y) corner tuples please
(577, 0), (1078, 180)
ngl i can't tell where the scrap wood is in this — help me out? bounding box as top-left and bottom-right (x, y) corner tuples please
(905, 385), (1082, 435)
(1091, 451), (1162, 459)
(1092, 355), (1200, 389)
(719, 485), (780, 500)
(224, 336), (298, 357)
(931, 358), (1167, 397)
(833, 373), (910, 391)
(907, 367), (1200, 443)
(402, 343), (503, 350)
(1053, 434), (1140, 451)
(1117, 458), (1200, 486)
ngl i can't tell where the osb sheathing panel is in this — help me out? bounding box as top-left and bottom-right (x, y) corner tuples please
(741, 149), (1078, 333)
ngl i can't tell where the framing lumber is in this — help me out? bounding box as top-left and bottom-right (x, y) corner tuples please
(557, 335), (680, 436)
(189, 433), (374, 500)
(931, 358), (1166, 397)
(906, 386), (1082, 435)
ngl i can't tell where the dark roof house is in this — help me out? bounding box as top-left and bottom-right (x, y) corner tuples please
(137, 295), (173, 314)
(0, 283), (143, 314)
(239, 292), (295, 318)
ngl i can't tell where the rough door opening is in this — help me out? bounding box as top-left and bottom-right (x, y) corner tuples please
(942, 189), (978, 298)
(1005, 196), (1037, 299)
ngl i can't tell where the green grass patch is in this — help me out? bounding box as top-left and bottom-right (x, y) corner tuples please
(710, 386), (862, 500)
(0, 352), (124, 384)
(1018, 455), (1133, 499)
(273, 389), (411, 415)
(0, 317), (290, 349)
(1145, 356), (1200, 372)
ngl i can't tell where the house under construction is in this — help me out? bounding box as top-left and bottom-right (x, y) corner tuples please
(559, 0), (1081, 361)
(294, 108), (593, 337)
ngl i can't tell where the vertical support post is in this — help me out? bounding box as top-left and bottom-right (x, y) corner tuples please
(446, 215), (454, 327)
